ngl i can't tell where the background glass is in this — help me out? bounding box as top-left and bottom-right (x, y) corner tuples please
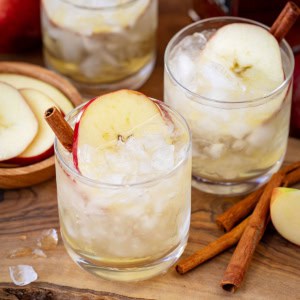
(41, 0), (158, 96)
(164, 17), (294, 195)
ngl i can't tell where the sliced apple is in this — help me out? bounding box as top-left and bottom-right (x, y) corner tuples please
(271, 187), (300, 246)
(4, 89), (56, 166)
(0, 82), (38, 161)
(195, 23), (286, 137)
(0, 73), (73, 114)
(73, 89), (170, 176)
(198, 23), (284, 100)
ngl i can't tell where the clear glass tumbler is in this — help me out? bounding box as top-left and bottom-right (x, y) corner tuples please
(164, 17), (294, 195)
(54, 102), (192, 281)
(41, 0), (157, 96)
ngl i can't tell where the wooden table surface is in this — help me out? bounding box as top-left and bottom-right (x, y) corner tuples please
(1, 1), (300, 299)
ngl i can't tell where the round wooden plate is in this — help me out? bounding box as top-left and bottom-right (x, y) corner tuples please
(0, 61), (82, 189)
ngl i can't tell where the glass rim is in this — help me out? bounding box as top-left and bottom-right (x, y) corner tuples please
(164, 16), (295, 106)
(59, 0), (142, 10)
(54, 99), (192, 189)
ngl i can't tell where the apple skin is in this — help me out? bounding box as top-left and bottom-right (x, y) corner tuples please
(0, 0), (41, 53)
(3, 146), (54, 166)
(72, 97), (97, 172)
(72, 90), (170, 173)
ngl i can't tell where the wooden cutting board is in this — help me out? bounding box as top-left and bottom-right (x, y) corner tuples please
(0, 138), (299, 300)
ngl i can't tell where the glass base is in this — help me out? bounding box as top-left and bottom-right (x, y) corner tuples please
(46, 56), (156, 98)
(63, 234), (188, 282)
(192, 159), (283, 196)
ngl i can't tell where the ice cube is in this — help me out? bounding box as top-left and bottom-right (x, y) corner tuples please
(151, 144), (175, 171)
(246, 124), (275, 147)
(204, 143), (225, 159)
(32, 249), (47, 258)
(9, 265), (38, 286)
(57, 33), (84, 62)
(37, 229), (58, 250)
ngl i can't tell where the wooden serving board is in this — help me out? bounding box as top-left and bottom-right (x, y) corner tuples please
(0, 138), (299, 300)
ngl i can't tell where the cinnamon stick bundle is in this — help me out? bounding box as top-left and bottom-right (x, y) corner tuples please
(216, 161), (300, 232)
(216, 186), (264, 232)
(283, 167), (300, 186)
(220, 172), (284, 292)
(176, 217), (249, 275)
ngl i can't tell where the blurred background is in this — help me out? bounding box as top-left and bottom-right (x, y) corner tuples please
(0, 0), (299, 137)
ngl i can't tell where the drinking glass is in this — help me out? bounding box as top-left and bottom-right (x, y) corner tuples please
(41, 0), (158, 96)
(54, 101), (192, 281)
(164, 17), (294, 195)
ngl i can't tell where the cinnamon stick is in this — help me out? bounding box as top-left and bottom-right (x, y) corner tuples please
(216, 161), (300, 232)
(176, 217), (249, 275)
(45, 107), (74, 152)
(270, 2), (300, 42)
(216, 186), (264, 232)
(283, 167), (300, 187)
(220, 172), (284, 292)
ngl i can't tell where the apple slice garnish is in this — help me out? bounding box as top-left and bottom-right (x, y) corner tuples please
(198, 23), (284, 100)
(0, 73), (73, 114)
(4, 89), (57, 166)
(0, 82), (38, 161)
(73, 89), (170, 176)
(195, 23), (286, 137)
(271, 187), (300, 246)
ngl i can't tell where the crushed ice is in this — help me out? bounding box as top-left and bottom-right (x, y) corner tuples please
(37, 229), (58, 250)
(78, 132), (184, 184)
(9, 265), (38, 286)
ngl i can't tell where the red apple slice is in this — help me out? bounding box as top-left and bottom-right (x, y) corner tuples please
(4, 89), (57, 166)
(0, 82), (38, 161)
(0, 74), (73, 114)
(73, 89), (170, 175)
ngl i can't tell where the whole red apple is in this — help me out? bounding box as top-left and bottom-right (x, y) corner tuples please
(0, 0), (41, 53)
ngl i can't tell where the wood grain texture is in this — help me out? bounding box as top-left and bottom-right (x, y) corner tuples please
(1, 1), (300, 299)
(0, 139), (299, 300)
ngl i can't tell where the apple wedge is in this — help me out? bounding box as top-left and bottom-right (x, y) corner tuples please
(0, 73), (73, 114)
(4, 89), (56, 166)
(0, 82), (38, 161)
(73, 89), (170, 175)
(271, 187), (300, 246)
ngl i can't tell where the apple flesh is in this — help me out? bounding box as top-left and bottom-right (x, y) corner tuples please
(270, 187), (300, 246)
(0, 82), (38, 161)
(73, 89), (170, 175)
(4, 89), (56, 166)
(0, 74), (73, 114)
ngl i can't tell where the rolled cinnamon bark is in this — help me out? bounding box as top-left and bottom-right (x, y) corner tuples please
(270, 1), (300, 42)
(216, 187), (263, 232)
(44, 107), (74, 153)
(176, 217), (249, 275)
(216, 161), (300, 232)
(220, 172), (284, 292)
